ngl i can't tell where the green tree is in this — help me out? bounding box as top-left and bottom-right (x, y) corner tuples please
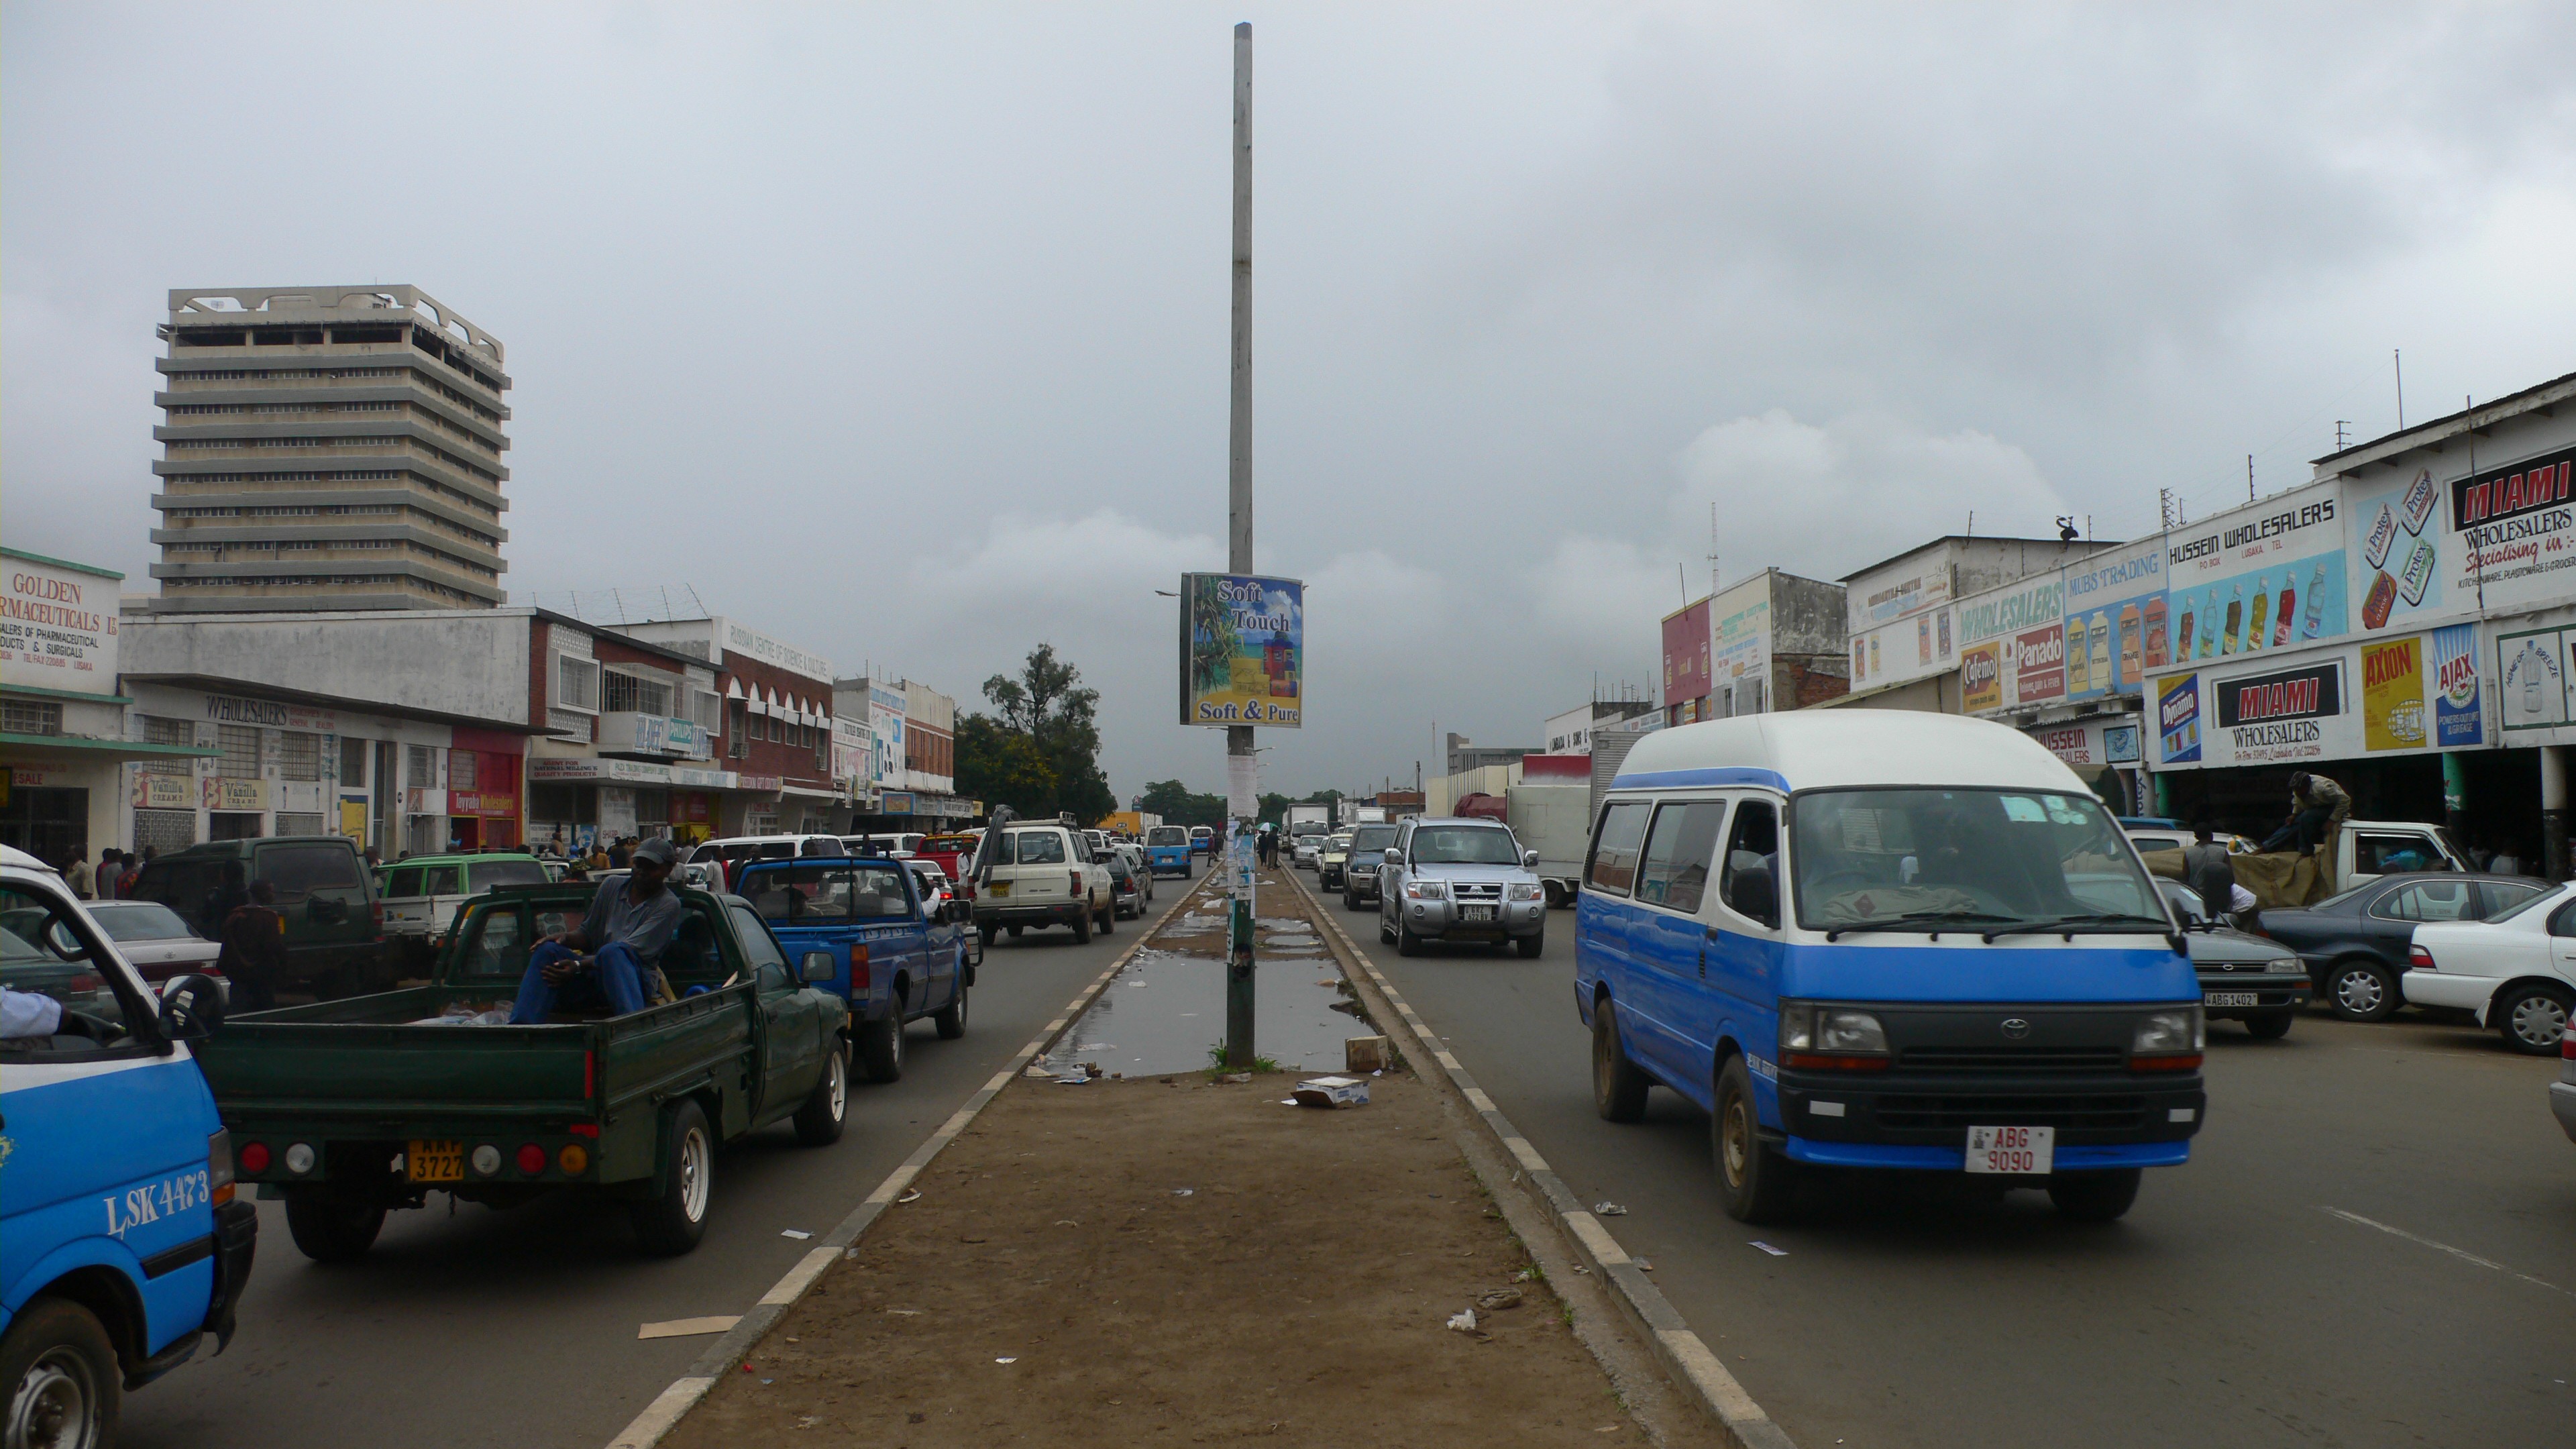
(979, 645), (1118, 825)
(955, 713), (1059, 817)
(1257, 791), (1293, 827)
(1137, 779), (1228, 829)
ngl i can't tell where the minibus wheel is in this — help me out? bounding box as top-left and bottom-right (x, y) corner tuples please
(1591, 1000), (1650, 1122)
(2045, 1169), (2141, 1222)
(1714, 1056), (1796, 1224)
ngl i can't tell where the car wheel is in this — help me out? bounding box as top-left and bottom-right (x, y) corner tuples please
(630, 1098), (714, 1255)
(0, 1297), (121, 1449)
(855, 1013), (905, 1083)
(1008, 924), (1024, 938)
(1396, 919), (1423, 957)
(1073, 911), (1093, 944)
(792, 1043), (849, 1146)
(1097, 903), (1114, 936)
(2046, 1168), (2143, 1222)
(1515, 931), (1545, 960)
(2244, 1010), (2295, 1040)
(284, 1187), (386, 1264)
(1714, 1055), (1796, 1224)
(2325, 958), (2401, 1022)
(1591, 999), (1650, 1122)
(2492, 982), (2575, 1055)
(979, 923), (998, 949)
(1379, 913), (1395, 945)
(934, 981), (969, 1040)
(1344, 889), (1360, 912)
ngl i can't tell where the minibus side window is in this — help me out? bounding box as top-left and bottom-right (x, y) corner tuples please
(1587, 801), (1651, 897)
(1635, 801), (1729, 914)
(1717, 802), (1780, 928)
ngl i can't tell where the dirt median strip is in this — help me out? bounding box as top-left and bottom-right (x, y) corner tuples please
(1277, 870), (1799, 1449)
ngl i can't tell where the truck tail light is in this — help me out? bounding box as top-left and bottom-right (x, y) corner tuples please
(372, 900), (386, 932)
(584, 1049), (596, 1099)
(2563, 1026), (2576, 1060)
(517, 1143), (546, 1175)
(209, 1130), (237, 1206)
(849, 943), (871, 990)
(2408, 945), (2436, 971)
(237, 1140), (271, 1176)
(1069, 871), (1085, 897)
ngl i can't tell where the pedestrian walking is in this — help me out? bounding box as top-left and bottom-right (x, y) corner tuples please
(217, 880), (288, 1012)
(2182, 823), (2236, 922)
(95, 847), (124, 900)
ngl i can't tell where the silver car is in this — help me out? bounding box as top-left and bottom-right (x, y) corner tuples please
(1376, 816), (1548, 958)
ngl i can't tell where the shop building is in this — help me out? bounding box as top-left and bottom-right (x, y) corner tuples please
(2, 549), (213, 863)
(524, 616), (744, 854)
(1658, 569), (1849, 725)
(1542, 697), (1658, 756)
(612, 616), (841, 836)
(115, 606), (541, 856)
(829, 674), (975, 828)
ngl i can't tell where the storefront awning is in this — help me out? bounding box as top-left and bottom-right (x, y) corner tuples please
(0, 733), (217, 762)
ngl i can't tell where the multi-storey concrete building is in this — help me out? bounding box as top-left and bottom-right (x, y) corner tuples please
(148, 286), (511, 613)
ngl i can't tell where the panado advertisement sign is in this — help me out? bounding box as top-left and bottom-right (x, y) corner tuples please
(2010, 625), (2066, 704)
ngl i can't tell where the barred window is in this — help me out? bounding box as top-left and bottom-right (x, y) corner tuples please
(2, 700), (62, 736)
(277, 729), (322, 782)
(555, 655), (599, 712)
(140, 716), (195, 775)
(449, 750), (478, 790)
(407, 743), (437, 790)
(215, 724), (262, 776)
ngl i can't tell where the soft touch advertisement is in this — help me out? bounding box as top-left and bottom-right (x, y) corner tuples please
(2164, 487), (2347, 665)
(1179, 573), (1304, 727)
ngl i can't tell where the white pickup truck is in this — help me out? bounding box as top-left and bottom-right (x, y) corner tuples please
(374, 852), (553, 971)
(2327, 819), (2471, 888)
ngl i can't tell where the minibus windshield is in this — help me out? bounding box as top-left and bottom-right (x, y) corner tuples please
(1790, 788), (2166, 936)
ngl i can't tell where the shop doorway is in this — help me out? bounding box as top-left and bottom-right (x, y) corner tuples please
(0, 786), (87, 865)
(209, 812), (263, 841)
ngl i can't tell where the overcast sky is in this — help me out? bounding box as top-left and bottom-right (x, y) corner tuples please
(7, 3), (2573, 800)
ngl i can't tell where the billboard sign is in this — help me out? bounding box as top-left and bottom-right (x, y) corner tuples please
(1661, 598), (1711, 710)
(2157, 672), (2202, 764)
(2010, 625), (2066, 705)
(2360, 637), (2428, 753)
(1, 551), (119, 696)
(1955, 576), (2062, 649)
(1960, 642), (2004, 713)
(2351, 464), (2451, 636)
(2164, 486), (2345, 664)
(2498, 624), (2573, 733)
(2430, 623), (2483, 747)
(1711, 579), (1772, 687)
(1180, 574), (1304, 727)
(2453, 444), (2576, 616)
(2059, 538), (2167, 701)
(2208, 658), (2347, 766)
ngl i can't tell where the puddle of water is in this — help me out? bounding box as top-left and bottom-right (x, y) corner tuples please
(1042, 946), (1358, 1076)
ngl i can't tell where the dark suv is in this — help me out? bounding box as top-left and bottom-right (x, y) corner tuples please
(129, 836), (384, 997)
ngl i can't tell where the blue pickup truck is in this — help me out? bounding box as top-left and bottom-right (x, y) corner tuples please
(735, 855), (973, 1083)
(1144, 825), (1195, 878)
(3, 845), (256, 1445)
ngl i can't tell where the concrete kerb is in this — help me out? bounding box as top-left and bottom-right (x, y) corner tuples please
(602, 875), (1218, 1449)
(1279, 870), (1800, 1449)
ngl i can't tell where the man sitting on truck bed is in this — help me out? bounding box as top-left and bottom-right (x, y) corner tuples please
(2259, 771), (2352, 854)
(507, 837), (684, 1023)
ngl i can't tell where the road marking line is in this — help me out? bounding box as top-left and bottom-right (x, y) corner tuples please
(1276, 868), (1799, 1449)
(2322, 1208), (2572, 1297)
(601, 874), (1174, 1448)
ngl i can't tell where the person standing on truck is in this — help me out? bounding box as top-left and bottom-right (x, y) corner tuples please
(507, 836), (684, 1022)
(2259, 771), (2351, 853)
(218, 878), (290, 1012)
(2182, 822), (2237, 922)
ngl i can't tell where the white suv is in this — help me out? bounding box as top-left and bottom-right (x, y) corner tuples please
(974, 823), (1115, 945)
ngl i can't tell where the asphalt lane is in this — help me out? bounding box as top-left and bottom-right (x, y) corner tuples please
(1314, 873), (2576, 1449)
(125, 875), (1199, 1449)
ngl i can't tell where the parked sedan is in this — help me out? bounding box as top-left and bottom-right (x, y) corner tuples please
(2156, 879), (2310, 1038)
(2256, 872), (2550, 1022)
(86, 899), (226, 998)
(2404, 882), (2576, 1054)
(1106, 853), (1146, 920)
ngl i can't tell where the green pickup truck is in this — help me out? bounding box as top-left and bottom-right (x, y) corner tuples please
(195, 880), (851, 1261)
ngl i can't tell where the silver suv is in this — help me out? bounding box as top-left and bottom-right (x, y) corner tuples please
(1377, 816), (1547, 958)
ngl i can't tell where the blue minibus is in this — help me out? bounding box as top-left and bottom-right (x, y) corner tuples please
(3, 844), (254, 1442)
(1575, 714), (2203, 1223)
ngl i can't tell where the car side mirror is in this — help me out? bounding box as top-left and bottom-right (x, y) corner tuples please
(160, 974), (226, 1038)
(799, 950), (837, 985)
(1381, 849), (1402, 866)
(1523, 849), (1540, 867)
(1725, 865), (1778, 929)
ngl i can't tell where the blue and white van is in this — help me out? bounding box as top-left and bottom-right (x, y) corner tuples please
(1575, 714), (2204, 1224)
(2, 843), (255, 1442)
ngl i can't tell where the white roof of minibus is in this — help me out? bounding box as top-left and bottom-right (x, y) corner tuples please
(1609, 713), (2090, 796)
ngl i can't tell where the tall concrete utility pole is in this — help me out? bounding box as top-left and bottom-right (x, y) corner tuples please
(1226, 20), (1258, 1071)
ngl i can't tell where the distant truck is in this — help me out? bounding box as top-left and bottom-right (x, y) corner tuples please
(1102, 810), (1163, 838)
(1507, 781), (1593, 908)
(1339, 802), (1387, 827)
(1286, 803), (1332, 834)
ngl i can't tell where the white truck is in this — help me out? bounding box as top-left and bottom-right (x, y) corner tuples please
(1507, 782), (1592, 908)
(1340, 802), (1387, 827)
(1285, 804), (1332, 867)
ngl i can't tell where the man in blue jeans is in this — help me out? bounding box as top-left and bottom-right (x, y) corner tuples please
(509, 837), (684, 1023)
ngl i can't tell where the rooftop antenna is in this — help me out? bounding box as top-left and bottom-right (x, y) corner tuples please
(2395, 348), (2405, 429)
(2248, 454), (2255, 503)
(2335, 420), (2351, 449)
(1707, 501), (1721, 600)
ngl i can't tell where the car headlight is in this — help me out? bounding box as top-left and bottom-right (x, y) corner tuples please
(1776, 1002), (1890, 1068)
(1508, 883), (1544, 902)
(2132, 1008), (2204, 1055)
(1405, 879), (1448, 900)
